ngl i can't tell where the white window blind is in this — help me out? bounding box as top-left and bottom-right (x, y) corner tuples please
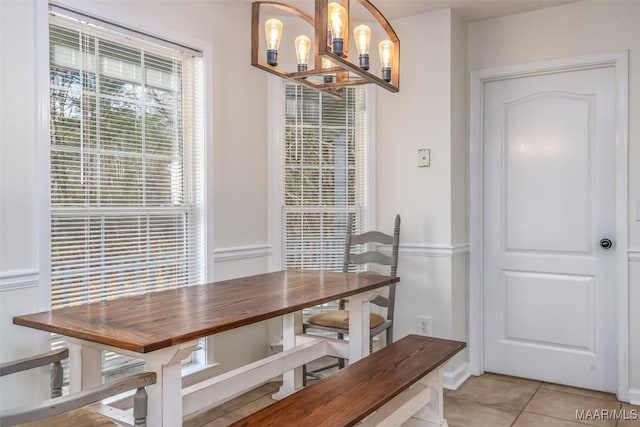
(48, 10), (205, 378)
(281, 84), (368, 273)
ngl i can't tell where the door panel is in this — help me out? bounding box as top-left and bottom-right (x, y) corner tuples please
(504, 93), (591, 253)
(483, 66), (616, 392)
(503, 271), (594, 351)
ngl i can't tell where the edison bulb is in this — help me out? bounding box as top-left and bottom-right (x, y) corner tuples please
(327, 2), (347, 56)
(378, 39), (394, 82)
(294, 35), (311, 72)
(265, 18), (283, 66)
(353, 25), (371, 70)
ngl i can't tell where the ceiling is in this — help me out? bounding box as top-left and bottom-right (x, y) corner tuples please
(242, 0), (577, 22)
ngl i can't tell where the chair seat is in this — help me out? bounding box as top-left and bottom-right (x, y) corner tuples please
(307, 310), (386, 330)
(18, 407), (118, 427)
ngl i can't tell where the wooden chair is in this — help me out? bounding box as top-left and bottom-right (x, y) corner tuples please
(0, 348), (156, 427)
(303, 214), (401, 380)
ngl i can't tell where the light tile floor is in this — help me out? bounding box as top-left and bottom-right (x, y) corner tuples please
(445, 373), (640, 427)
(184, 372), (640, 427)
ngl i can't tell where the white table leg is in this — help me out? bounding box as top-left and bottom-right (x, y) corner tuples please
(143, 343), (198, 427)
(68, 338), (197, 427)
(347, 290), (380, 362)
(274, 311), (303, 399)
(68, 341), (101, 393)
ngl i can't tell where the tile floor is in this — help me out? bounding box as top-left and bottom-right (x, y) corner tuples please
(184, 372), (640, 427)
(444, 373), (639, 427)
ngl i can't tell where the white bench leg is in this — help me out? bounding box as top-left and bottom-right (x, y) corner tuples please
(358, 366), (449, 427)
(406, 368), (448, 427)
(273, 311), (303, 399)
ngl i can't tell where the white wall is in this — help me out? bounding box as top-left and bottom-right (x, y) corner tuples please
(377, 9), (453, 244)
(468, 0), (640, 399)
(376, 8), (469, 384)
(0, 0), (39, 272)
(0, 0), (51, 409)
(0, 0), (274, 409)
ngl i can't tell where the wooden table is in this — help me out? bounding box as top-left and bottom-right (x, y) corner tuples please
(14, 269), (399, 426)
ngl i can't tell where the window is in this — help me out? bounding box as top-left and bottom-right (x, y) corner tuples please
(48, 9), (205, 378)
(280, 84), (370, 273)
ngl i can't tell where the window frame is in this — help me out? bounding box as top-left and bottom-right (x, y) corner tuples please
(35, 0), (215, 376)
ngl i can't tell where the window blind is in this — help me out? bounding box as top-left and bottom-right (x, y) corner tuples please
(49, 11), (205, 378)
(281, 84), (368, 272)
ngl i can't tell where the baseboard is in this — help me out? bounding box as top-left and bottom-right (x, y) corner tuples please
(629, 388), (640, 405)
(443, 362), (470, 390)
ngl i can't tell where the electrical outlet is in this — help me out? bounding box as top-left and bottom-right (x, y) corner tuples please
(417, 315), (432, 336)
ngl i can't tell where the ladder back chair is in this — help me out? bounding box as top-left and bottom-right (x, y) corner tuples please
(303, 214), (401, 378)
(0, 348), (156, 427)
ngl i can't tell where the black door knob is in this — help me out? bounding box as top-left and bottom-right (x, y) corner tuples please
(600, 238), (613, 249)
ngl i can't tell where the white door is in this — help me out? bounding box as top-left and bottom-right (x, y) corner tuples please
(482, 65), (617, 392)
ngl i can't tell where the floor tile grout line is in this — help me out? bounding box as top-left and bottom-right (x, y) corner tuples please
(613, 399), (625, 427)
(509, 379), (543, 426)
(524, 380), (543, 407)
(445, 393), (525, 414)
(522, 408), (621, 427)
(519, 382), (624, 427)
(509, 410), (523, 426)
(531, 410), (617, 427)
(539, 383), (622, 403)
(488, 374), (620, 404)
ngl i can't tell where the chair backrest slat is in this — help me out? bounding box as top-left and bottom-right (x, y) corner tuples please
(370, 295), (389, 307)
(349, 251), (391, 266)
(350, 230), (394, 245)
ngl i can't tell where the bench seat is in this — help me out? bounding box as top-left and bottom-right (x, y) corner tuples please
(230, 334), (465, 427)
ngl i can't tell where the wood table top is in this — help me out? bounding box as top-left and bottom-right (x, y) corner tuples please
(13, 269), (399, 354)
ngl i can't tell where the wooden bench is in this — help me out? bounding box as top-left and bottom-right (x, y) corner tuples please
(230, 334), (466, 427)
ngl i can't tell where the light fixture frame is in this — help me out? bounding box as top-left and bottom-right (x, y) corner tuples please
(251, 0), (400, 97)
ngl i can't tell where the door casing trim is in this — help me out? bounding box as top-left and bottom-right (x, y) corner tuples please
(469, 51), (629, 401)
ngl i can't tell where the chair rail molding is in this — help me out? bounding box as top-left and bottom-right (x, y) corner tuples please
(382, 243), (470, 258)
(629, 248), (640, 262)
(0, 269), (40, 292)
(213, 244), (273, 262)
